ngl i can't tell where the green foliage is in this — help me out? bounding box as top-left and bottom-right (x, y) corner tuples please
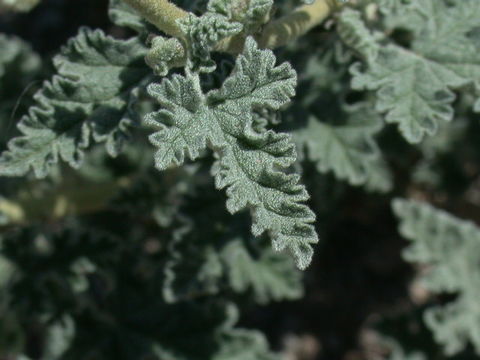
(0, 28), (149, 178)
(0, 34), (41, 149)
(146, 37), (318, 269)
(338, 1), (480, 143)
(393, 199), (480, 356)
(1, 0), (480, 358)
(178, 12), (242, 73)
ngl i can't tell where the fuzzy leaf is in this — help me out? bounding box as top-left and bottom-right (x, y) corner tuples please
(222, 239), (303, 304)
(393, 199), (480, 355)
(146, 74), (209, 169)
(0, 0), (39, 12)
(147, 37), (318, 269)
(178, 12), (242, 73)
(108, 0), (150, 34)
(294, 103), (389, 189)
(339, 2), (480, 143)
(0, 28), (149, 178)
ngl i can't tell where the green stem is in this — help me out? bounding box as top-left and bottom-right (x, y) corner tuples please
(257, 0), (341, 49)
(124, 0), (342, 52)
(121, 0), (188, 38)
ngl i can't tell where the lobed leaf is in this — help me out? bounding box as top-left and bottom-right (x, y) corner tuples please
(147, 37), (318, 269)
(0, 28), (150, 178)
(393, 199), (480, 355)
(294, 103), (389, 190)
(222, 239), (303, 304)
(178, 12), (243, 73)
(339, 1), (480, 143)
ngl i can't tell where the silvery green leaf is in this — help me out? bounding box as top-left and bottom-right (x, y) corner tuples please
(178, 13), (243, 73)
(393, 198), (480, 355)
(147, 37), (318, 269)
(221, 239), (303, 304)
(294, 103), (391, 192)
(0, 28), (150, 178)
(108, 0), (150, 34)
(339, 2), (480, 143)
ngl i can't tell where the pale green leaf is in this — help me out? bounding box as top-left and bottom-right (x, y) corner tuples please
(393, 198), (480, 355)
(108, 0), (150, 34)
(294, 103), (390, 190)
(0, 28), (149, 178)
(285, 46), (391, 192)
(339, 2), (480, 143)
(146, 74), (208, 170)
(147, 37), (318, 269)
(178, 12), (243, 73)
(221, 239), (303, 304)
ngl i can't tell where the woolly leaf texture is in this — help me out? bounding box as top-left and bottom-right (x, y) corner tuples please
(0, 34), (41, 149)
(393, 199), (480, 356)
(146, 37), (318, 269)
(0, 28), (149, 178)
(338, 0), (480, 143)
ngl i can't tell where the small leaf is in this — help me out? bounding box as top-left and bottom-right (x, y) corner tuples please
(178, 12), (243, 73)
(108, 0), (149, 34)
(221, 239), (303, 304)
(295, 103), (390, 190)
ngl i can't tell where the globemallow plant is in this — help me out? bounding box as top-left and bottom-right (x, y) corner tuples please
(1, 0), (480, 359)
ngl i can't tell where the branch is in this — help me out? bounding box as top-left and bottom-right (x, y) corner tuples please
(215, 0), (342, 53)
(257, 0), (341, 49)
(121, 0), (188, 38)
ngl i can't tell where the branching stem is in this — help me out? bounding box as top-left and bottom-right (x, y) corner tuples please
(257, 0), (341, 49)
(122, 0), (342, 52)
(121, 0), (188, 38)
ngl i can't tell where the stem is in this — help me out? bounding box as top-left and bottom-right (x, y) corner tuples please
(121, 0), (188, 38)
(124, 0), (341, 51)
(257, 0), (341, 49)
